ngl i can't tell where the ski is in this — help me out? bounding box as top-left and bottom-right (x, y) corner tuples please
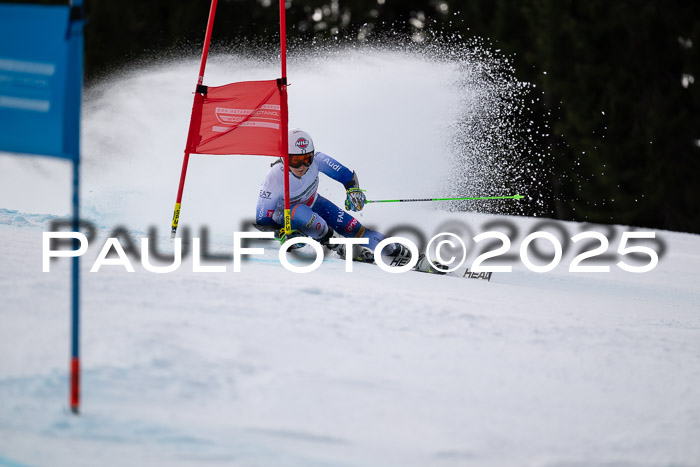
(462, 268), (493, 282)
(252, 223), (493, 279)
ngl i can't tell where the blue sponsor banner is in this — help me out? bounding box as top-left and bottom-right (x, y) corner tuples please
(0, 1), (84, 413)
(0, 3), (82, 161)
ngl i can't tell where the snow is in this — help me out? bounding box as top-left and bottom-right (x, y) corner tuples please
(2, 50), (700, 466)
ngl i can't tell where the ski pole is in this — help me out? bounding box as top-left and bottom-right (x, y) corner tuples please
(366, 194), (524, 204)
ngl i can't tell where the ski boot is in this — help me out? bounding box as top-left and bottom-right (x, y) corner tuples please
(277, 228), (307, 250)
(414, 253), (449, 275)
(319, 228), (375, 263)
(381, 242), (413, 268)
(382, 243), (448, 275)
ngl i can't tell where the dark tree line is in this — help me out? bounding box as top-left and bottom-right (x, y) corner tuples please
(8, 0), (700, 233)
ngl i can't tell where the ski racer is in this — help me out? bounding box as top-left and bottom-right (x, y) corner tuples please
(255, 128), (446, 274)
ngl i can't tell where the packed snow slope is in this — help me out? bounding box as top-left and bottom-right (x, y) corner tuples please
(1, 49), (700, 466)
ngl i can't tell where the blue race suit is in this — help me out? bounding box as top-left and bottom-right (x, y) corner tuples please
(255, 152), (386, 249)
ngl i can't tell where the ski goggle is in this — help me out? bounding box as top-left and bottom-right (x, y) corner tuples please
(289, 152), (314, 168)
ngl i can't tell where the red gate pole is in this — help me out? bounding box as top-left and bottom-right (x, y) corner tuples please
(279, 0), (291, 235)
(171, 0), (219, 238)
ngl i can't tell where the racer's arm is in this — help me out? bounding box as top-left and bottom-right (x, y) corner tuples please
(315, 152), (355, 187)
(255, 173), (283, 226)
(315, 152), (366, 211)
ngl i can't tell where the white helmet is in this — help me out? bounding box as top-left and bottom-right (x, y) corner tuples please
(288, 128), (314, 155)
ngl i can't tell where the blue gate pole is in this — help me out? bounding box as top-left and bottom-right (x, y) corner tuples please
(69, 0), (84, 415)
(70, 158), (80, 414)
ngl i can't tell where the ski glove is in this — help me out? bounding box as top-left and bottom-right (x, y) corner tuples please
(344, 171), (366, 212)
(345, 188), (366, 212)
